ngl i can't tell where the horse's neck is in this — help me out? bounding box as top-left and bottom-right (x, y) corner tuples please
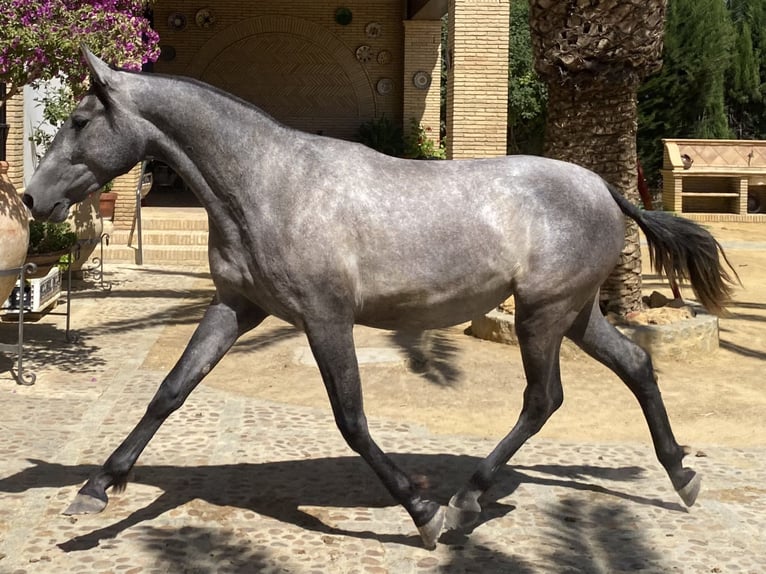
(139, 75), (287, 213)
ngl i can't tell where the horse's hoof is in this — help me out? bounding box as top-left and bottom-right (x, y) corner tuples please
(63, 493), (108, 515)
(417, 506), (445, 550)
(445, 494), (481, 531)
(677, 472), (701, 507)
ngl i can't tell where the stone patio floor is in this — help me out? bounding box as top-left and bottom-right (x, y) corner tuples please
(0, 256), (764, 574)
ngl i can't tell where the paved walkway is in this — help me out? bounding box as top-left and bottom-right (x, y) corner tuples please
(0, 263), (764, 573)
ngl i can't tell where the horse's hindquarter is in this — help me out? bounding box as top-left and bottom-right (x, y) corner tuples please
(341, 155), (626, 329)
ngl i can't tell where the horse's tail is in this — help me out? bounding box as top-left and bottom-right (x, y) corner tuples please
(605, 182), (740, 315)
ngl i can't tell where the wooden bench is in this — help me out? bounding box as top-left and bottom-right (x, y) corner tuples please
(661, 139), (766, 215)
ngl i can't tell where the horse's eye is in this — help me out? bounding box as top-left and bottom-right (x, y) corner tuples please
(72, 117), (89, 130)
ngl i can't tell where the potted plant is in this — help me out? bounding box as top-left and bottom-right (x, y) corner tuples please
(25, 220), (77, 279)
(98, 180), (118, 220)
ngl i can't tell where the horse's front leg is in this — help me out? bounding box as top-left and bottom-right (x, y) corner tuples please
(305, 321), (445, 550)
(64, 294), (267, 515)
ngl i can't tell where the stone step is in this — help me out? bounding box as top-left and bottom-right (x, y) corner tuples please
(103, 244), (208, 265)
(108, 229), (209, 246)
(135, 207), (209, 231)
(103, 207), (210, 264)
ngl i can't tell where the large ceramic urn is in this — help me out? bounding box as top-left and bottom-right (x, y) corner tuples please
(66, 191), (103, 275)
(0, 161), (29, 303)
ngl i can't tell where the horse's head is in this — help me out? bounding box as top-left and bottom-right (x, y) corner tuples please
(23, 47), (146, 221)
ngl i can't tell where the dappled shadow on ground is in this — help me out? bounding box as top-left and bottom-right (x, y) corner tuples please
(0, 454), (682, 571)
(390, 330), (462, 387)
(83, 294), (211, 336)
(718, 335), (766, 360)
(0, 318), (107, 376)
(544, 498), (665, 573)
(128, 266), (210, 280)
(728, 300), (766, 311)
(0, 288), (209, 380)
(136, 526), (274, 574)
(724, 298), (766, 325)
(0, 270), (213, 378)
(229, 325), (301, 355)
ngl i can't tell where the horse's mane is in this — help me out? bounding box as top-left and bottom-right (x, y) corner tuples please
(100, 66), (288, 131)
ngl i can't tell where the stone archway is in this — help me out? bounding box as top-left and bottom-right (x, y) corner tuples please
(186, 15), (376, 140)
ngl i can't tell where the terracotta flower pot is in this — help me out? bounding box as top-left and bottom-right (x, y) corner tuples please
(0, 161), (30, 303)
(24, 249), (68, 279)
(99, 191), (118, 220)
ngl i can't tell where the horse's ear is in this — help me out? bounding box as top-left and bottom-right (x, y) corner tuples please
(81, 44), (113, 89)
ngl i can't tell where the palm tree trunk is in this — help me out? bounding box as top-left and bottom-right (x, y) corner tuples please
(544, 77), (643, 316)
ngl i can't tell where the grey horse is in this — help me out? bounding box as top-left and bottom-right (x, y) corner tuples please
(23, 48), (737, 549)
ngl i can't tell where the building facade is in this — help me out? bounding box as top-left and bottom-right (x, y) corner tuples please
(10, 0), (509, 231)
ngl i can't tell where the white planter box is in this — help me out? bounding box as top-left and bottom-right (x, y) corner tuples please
(1, 267), (62, 313)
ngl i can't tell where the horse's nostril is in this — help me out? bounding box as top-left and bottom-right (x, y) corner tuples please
(21, 194), (34, 210)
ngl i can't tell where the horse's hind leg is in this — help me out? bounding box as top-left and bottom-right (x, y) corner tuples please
(304, 320), (444, 549)
(566, 297), (700, 506)
(65, 294), (267, 515)
(447, 303), (567, 530)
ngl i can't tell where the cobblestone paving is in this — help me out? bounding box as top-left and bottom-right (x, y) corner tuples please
(0, 265), (764, 573)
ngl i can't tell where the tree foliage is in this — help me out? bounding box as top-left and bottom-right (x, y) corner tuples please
(507, 0), (546, 155)
(637, 0), (766, 186)
(506, 0), (766, 186)
(725, 0), (766, 139)
(0, 0), (159, 103)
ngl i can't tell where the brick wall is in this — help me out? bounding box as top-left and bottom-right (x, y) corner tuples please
(154, 0), (405, 140)
(446, 0), (509, 158)
(403, 19), (442, 149)
(6, 0), (514, 232)
(102, 1), (410, 229)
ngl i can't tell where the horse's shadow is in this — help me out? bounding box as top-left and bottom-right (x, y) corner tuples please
(0, 454), (683, 553)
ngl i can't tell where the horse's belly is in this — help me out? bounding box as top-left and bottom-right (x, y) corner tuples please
(355, 281), (511, 331)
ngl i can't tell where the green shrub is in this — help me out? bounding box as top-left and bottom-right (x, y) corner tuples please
(356, 115), (404, 157)
(27, 221), (77, 255)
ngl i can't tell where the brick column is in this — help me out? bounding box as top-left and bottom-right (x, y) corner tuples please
(112, 165), (142, 230)
(662, 173), (684, 212)
(403, 20), (443, 149)
(737, 177), (749, 215)
(5, 93), (25, 190)
(446, 0), (509, 159)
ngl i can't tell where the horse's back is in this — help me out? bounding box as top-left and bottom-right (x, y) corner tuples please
(301, 151), (626, 329)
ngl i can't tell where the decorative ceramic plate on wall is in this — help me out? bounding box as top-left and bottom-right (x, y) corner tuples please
(195, 8), (216, 29)
(412, 71), (432, 90)
(365, 22), (382, 38)
(168, 12), (186, 31)
(376, 78), (393, 95)
(356, 45), (373, 63)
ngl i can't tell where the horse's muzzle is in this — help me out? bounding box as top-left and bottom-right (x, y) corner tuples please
(21, 193), (71, 222)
